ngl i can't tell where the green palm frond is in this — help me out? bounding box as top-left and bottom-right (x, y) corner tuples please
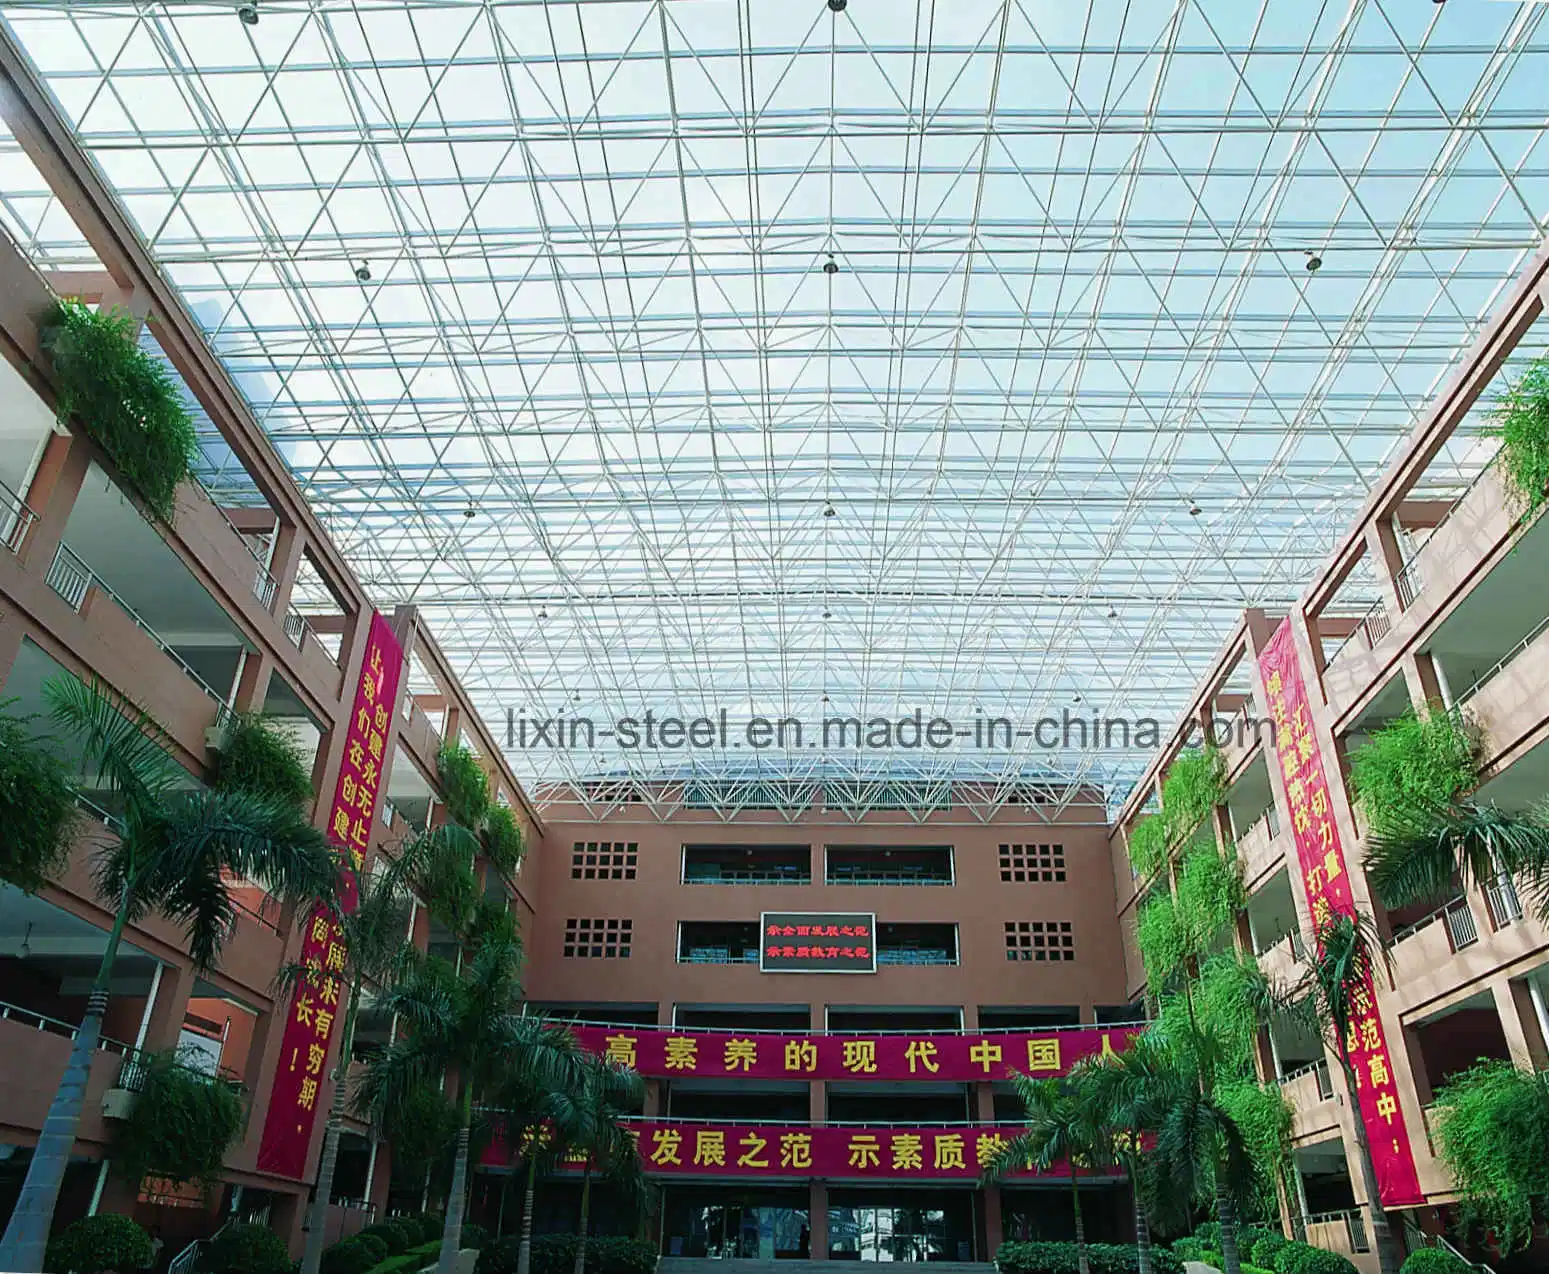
(44, 675), (180, 806)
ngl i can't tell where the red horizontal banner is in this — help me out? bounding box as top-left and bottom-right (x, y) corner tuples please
(483, 1121), (1070, 1181)
(569, 1024), (1138, 1082)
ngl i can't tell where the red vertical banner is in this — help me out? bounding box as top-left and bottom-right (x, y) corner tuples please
(257, 613), (404, 1179)
(1257, 619), (1424, 1208)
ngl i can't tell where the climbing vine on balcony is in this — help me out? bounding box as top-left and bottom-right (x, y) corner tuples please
(211, 712), (314, 812)
(1126, 813), (1168, 877)
(480, 803), (525, 876)
(41, 298), (198, 524)
(435, 742), (491, 828)
(1489, 354), (1549, 517)
(0, 701), (78, 894)
(1347, 705), (1477, 836)
(112, 1048), (244, 1187)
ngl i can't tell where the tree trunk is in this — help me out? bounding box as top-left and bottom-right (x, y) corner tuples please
(572, 1167), (592, 1274)
(0, 885), (130, 1273)
(1338, 1057), (1403, 1274)
(1133, 1184), (1152, 1274)
(1068, 1167), (1090, 1274)
(301, 980), (363, 1274)
(1215, 1179), (1241, 1274)
(515, 1156), (539, 1274)
(439, 1091), (473, 1274)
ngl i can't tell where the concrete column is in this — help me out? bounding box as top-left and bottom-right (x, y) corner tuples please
(974, 1083), (1002, 1256)
(1491, 979), (1545, 1072)
(1365, 521), (1407, 617)
(233, 649), (274, 713)
(0, 607), (28, 688)
(1401, 652), (1445, 713)
(138, 960), (196, 1054)
(808, 1182), (828, 1260)
(19, 430), (91, 571)
(268, 522), (306, 617)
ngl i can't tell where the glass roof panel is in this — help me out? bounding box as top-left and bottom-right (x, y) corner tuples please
(2, 0), (1546, 815)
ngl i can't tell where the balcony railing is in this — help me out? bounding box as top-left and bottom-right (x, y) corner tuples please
(1486, 873), (1524, 929)
(1395, 554), (1423, 609)
(282, 607), (312, 650)
(825, 870), (953, 886)
(678, 948), (760, 965)
(1277, 1057), (1333, 1100)
(1, 477), (37, 555)
(0, 997), (132, 1054)
(1306, 1209), (1370, 1254)
(1455, 611), (1549, 708)
(1329, 599), (1391, 665)
(1389, 895), (1477, 952)
(46, 542), (234, 726)
(190, 476), (279, 612)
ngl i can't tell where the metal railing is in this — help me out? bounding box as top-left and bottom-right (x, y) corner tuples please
(1389, 896), (1477, 951)
(1277, 1058), (1334, 1100)
(1486, 873), (1524, 929)
(283, 607), (312, 649)
(167, 1221), (229, 1274)
(682, 870), (811, 886)
(1395, 554), (1424, 609)
(1455, 611), (1549, 707)
(46, 542), (234, 726)
(0, 998), (132, 1054)
(1328, 599), (1391, 665)
(1307, 1209), (1369, 1253)
(678, 949), (760, 965)
(0, 477), (37, 555)
(878, 949), (957, 965)
(190, 475), (280, 612)
(825, 871), (954, 886)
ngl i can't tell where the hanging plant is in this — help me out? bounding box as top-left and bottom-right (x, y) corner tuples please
(1127, 814), (1168, 877)
(211, 711), (315, 812)
(1488, 354), (1549, 517)
(1195, 953), (1271, 1073)
(436, 742), (491, 828)
(1432, 1059), (1549, 1252)
(112, 1049), (244, 1187)
(41, 298), (198, 524)
(1174, 842), (1246, 943)
(1217, 1079), (1294, 1218)
(1161, 746), (1226, 839)
(0, 701), (78, 893)
(1135, 892), (1186, 988)
(1348, 706), (1477, 835)
(481, 802), (525, 875)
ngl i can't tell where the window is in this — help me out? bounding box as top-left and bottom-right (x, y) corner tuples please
(999, 843), (1065, 882)
(572, 841), (637, 880)
(1004, 921), (1074, 962)
(564, 918), (632, 958)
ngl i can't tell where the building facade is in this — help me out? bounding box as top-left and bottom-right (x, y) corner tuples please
(1110, 243), (1549, 1271)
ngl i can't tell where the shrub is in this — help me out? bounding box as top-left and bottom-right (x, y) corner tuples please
(1400, 1250), (1475, 1274)
(212, 712), (314, 811)
(1170, 1237), (1205, 1263)
(1200, 1252), (1224, 1270)
(1489, 353), (1549, 516)
(994, 1241), (1183, 1274)
(44, 1214), (153, 1274)
(408, 1240), (442, 1258)
(1251, 1232), (1288, 1267)
(384, 1085), (461, 1174)
(112, 1048), (245, 1185)
(367, 1257), (426, 1274)
(1243, 1267), (1277, 1274)
(436, 743), (491, 828)
(458, 1224), (489, 1253)
(322, 1234), (392, 1274)
(409, 1215), (445, 1245)
(1273, 1242), (1359, 1274)
(481, 804), (524, 875)
(42, 297), (198, 523)
(1432, 1059), (1549, 1251)
(1193, 1221), (1222, 1248)
(0, 703), (77, 893)
(1161, 745), (1226, 837)
(478, 1235), (658, 1274)
(201, 1223), (292, 1274)
(1349, 707), (1477, 836)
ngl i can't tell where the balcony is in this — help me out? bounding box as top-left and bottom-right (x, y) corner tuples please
(1279, 1059), (1340, 1140)
(1453, 610), (1549, 766)
(1388, 895), (1478, 953)
(1305, 1209), (1371, 1258)
(826, 846), (953, 886)
(682, 845), (811, 886)
(1, 477), (37, 556)
(1237, 806), (1286, 887)
(877, 922), (958, 966)
(678, 922), (762, 965)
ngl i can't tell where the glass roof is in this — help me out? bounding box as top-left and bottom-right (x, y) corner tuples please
(2, 0), (1547, 817)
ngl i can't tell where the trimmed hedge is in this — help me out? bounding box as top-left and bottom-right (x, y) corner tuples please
(995, 1240), (1185, 1274)
(1399, 1252), (1475, 1274)
(359, 1220), (414, 1256)
(459, 1224), (490, 1253)
(44, 1214), (153, 1274)
(477, 1235), (657, 1274)
(1252, 1233), (1289, 1267)
(200, 1223), (292, 1274)
(1273, 1242), (1359, 1274)
(366, 1256), (426, 1274)
(323, 1233), (390, 1274)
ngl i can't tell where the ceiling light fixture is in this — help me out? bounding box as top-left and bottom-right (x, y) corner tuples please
(822, 254), (839, 275)
(1106, 606), (1118, 619)
(822, 501), (836, 518)
(1305, 251), (1322, 273)
(828, 0), (847, 13)
(538, 605), (548, 620)
(237, 2), (259, 25)
(823, 607), (832, 619)
(354, 261), (372, 282)
(462, 506), (476, 519)
(1188, 502), (1202, 517)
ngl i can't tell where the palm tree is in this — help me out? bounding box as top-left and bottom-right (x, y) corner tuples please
(1365, 799), (1549, 923)
(288, 827), (479, 1274)
(0, 677), (338, 1273)
(982, 1074), (1113, 1274)
(544, 1054), (647, 1274)
(356, 938), (582, 1274)
(1282, 911), (1405, 1274)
